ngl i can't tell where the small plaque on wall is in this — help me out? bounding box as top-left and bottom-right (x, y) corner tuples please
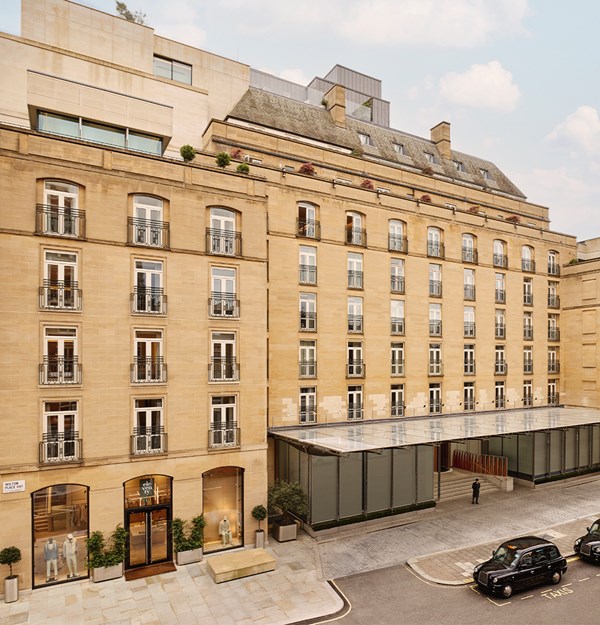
(139, 478), (154, 498)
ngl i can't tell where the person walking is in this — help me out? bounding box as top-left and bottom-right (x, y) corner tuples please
(472, 478), (481, 504)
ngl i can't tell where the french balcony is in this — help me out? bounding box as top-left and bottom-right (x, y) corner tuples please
(391, 275), (405, 293)
(522, 259), (536, 273)
(297, 218), (321, 239)
(205, 227), (241, 256)
(299, 409), (317, 424)
(548, 264), (560, 277)
(495, 397), (506, 409)
(548, 328), (560, 341)
(346, 227), (367, 247)
(36, 204), (86, 239)
(429, 280), (442, 297)
(428, 362), (443, 376)
(128, 217), (170, 248)
(39, 357), (82, 385)
(495, 361), (508, 375)
(427, 242), (445, 259)
(548, 360), (560, 374)
(208, 423), (240, 449)
(131, 427), (167, 455)
(429, 402), (442, 415)
(464, 362), (476, 376)
(299, 264), (317, 285)
(39, 433), (82, 464)
(429, 320), (442, 336)
(523, 360), (533, 374)
(462, 248), (478, 264)
(209, 293), (240, 318)
(347, 407), (363, 421)
(391, 318), (405, 335)
(548, 394), (559, 406)
(299, 360), (317, 378)
(209, 358), (239, 382)
(464, 321), (476, 338)
(131, 287), (167, 315)
(39, 281), (82, 311)
(391, 360), (405, 376)
(523, 395), (534, 408)
(463, 398), (475, 411)
(299, 311), (317, 331)
(131, 357), (167, 383)
(523, 293), (533, 306)
(388, 234), (408, 253)
(347, 360), (365, 378)
(523, 326), (534, 340)
(347, 270), (364, 289)
(493, 253), (508, 268)
(391, 404), (405, 417)
(464, 284), (476, 300)
(548, 294), (560, 309)
(348, 315), (363, 333)
(495, 289), (506, 304)
(495, 324), (506, 339)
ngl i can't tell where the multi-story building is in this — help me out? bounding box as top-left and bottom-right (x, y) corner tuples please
(1, 0), (600, 590)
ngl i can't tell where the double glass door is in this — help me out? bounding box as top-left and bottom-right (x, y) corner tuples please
(126, 508), (170, 568)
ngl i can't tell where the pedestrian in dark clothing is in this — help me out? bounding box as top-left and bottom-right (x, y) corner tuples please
(472, 478), (480, 504)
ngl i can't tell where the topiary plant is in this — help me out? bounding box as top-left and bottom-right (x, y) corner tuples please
(252, 505), (268, 531)
(268, 480), (307, 526)
(0, 546), (21, 578)
(215, 152), (231, 168)
(236, 162), (250, 174)
(180, 144), (196, 162)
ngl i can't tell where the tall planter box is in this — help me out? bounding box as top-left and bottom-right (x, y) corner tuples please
(176, 548), (203, 565)
(273, 522), (298, 542)
(3, 577), (18, 603)
(254, 530), (265, 549)
(91, 563), (123, 583)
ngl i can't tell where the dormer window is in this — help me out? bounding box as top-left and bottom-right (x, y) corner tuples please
(358, 133), (372, 146)
(480, 168), (491, 180)
(393, 143), (404, 155)
(424, 152), (435, 164)
(453, 161), (465, 172)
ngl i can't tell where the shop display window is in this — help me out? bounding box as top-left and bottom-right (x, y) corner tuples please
(202, 467), (244, 552)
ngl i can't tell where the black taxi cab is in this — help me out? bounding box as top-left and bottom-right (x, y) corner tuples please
(574, 518), (600, 563)
(473, 536), (567, 598)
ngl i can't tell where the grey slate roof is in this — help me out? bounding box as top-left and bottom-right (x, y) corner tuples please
(227, 88), (526, 199)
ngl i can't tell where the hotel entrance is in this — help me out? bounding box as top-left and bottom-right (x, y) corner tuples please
(124, 475), (172, 569)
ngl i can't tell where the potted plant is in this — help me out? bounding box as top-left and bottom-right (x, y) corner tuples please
(0, 546), (21, 603)
(420, 194), (432, 203)
(360, 178), (374, 190)
(236, 162), (250, 174)
(172, 515), (206, 565)
(215, 152), (231, 168)
(179, 144), (196, 162)
(86, 525), (128, 582)
(251, 505), (268, 549)
(230, 147), (243, 159)
(268, 480), (307, 542)
(298, 162), (316, 176)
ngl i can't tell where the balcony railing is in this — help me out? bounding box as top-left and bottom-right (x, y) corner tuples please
(347, 270), (363, 289)
(131, 357), (167, 383)
(299, 264), (317, 285)
(39, 433), (82, 463)
(299, 311), (317, 331)
(464, 284), (476, 300)
(429, 280), (442, 297)
(346, 227), (367, 247)
(39, 357), (82, 385)
(462, 248), (478, 264)
(391, 360), (405, 376)
(298, 408), (317, 425)
(548, 294), (560, 309)
(208, 423), (240, 448)
(429, 402), (442, 414)
(548, 264), (560, 277)
(523, 293), (533, 306)
(391, 404), (405, 417)
(523, 395), (534, 407)
(493, 253), (508, 268)
(522, 259), (536, 273)
(548, 328), (560, 341)
(205, 227), (241, 256)
(347, 361), (365, 378)
(548, 360), (560, 374)
(348, 315), (363, 333)
(495, 361), (508, 375)
(128, 217), (170, 248)
(131, 427), (167, 455)
(347, 407), (363, 421)
(297, 219), (321, 239)
(548, 394), (559, 406)
(429, 320), (442, 336)
(464, 398), (475, 411)
(391, 275), (405, 293)
(209, 358), (240, 382)
(39, 281), (82, 311)
(464, 361), (476, 375)
(464, 322), (476, 338)
(428, 362), (443, 376)
(427, 242), (445, 258)
(299, 360), (317, 378)
(495, 324), (506, 339)
(523, 326), (534, 340)
(495, 397), (506, 409)
(36, 204), (86, 238)
(209, 293), (240, 318)
(131, 287), (167, 314)
(523, 360), (533, 374)
(495, 289), (506, 304)
(391, 318), (405, 335)
(388, 234), (408, 253)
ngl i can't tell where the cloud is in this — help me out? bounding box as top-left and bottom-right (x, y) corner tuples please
(279, 68), (311, 86)
(439, 61), (521, 111)
(547, 106), (600, 155)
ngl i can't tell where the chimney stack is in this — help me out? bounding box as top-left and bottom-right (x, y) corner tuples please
(325, 84), (346, 128)
(431, 121), (451, 160)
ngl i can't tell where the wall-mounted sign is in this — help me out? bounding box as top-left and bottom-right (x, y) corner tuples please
(139, 478), (154, 498)
(3, 480), (25, 493)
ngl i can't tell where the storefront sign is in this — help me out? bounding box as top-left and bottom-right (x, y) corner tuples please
(3, 480), (25, 493)
(139, 478), (154, 498)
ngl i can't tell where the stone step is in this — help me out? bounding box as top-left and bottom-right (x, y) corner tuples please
(206, 548), (276, 583)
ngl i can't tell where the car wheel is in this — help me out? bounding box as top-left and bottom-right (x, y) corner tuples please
(550, 571), (561, 585)
(501, 584), (513, 598)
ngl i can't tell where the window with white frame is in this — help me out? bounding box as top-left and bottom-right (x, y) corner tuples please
(210, 396), (238, 447)
(348, 296), (363, 333)
(347, 385), (363, 420)
(495, 345), (507, 375)
(453, 160), (465, 172)
(548, 250), (560, 276)
(429, 263), (442, 296)
(462, 233), (477, 263)
(462, 306), (474, 338)
(208, 207), (238, 256)
(347, 252), (364, 289)
(42, 327), (80, 385)
(424, 152), (435, 164)
(429, 383), (442, 414)
(346, 212), (366, 246)
(495, 309), (506, 338)
(523, 277), (533, 305)
(299, 387), (317, 424)
(548, 379), (558, 405)
(358, 132), (372, 146)
(464, 383), (475, 411)
(522, 245), (535, 272)
(133, 259), (165, 314)
(210, 266), (238, 317)
(391, 384), (404, 417)
(427, 227), (443, 258)
(132, 398), (165, 454)
(523, 381), (533, 407)
(391, 258), (405, 293)
(495, 381), (505, 408)
(548, 347), (559, 373)
(524, 346), (533, 374)
(210, 332), (238, 382)
(464, 268), (475, 300)
(495, 272), (506, 303)
(548, 314), (559, 341)
(299, 245), (317, 285)
(429, 303), (442, 336)
(42, 250), (80, 310)
(524, 311), (533, 340)
(40, 180), (81, 237)
(391, 300), (405, 335)
(298, 202), (319, 238)
(299, 292), (317, 331)
(391, 342), (405, 376)
(133, 329), (165, 383)
(392, 143), (404, 155)
(463, 344), (475, 375)
(299, 340), (317, 378)
(41, 400), (80, 463)
(548, 281), (559, 308)
(131, 195), (166, 248)
(493, 239), (507, 268)
(388, 220), (407, 252)
(347, 341), (364, 377)
(480, 168), (491, 180)
(428, 343), (442, 375)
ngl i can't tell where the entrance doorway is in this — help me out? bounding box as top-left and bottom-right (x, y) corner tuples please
(126, 508), (170, 568)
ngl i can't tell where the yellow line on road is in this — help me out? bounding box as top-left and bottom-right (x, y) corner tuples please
(578, 577), (590, 582)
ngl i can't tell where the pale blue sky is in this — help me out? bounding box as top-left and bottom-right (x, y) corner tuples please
(2, 0), (600, 239)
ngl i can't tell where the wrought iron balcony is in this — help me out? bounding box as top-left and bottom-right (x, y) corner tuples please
(548, 263), (560, 277)
(209, 358), (240, 382)
(131, 287), (167, 314)
(388, 234), (408, 253)
(495, 289), (506, 304)
(523, 293), (533, 306)
(495, 361), (508, 375)
(428, 362), (443, 376)
(299, 360), (317, 378)
(299, 264), (317, 285)
(464, 321), (476, 338)
(495, 324), (506, 339)
(493, 253), (508, 268)
(299, 409), (317, 424)
(391, 404), (405, 417)
(391, 318), (405, 335)
(205, 227), (241, 256)
(522, 259), (536, 273)
(462, 248), (478, 264)
(523, 360), (533, 374)
(391, 360), (405, 376)
(39, 357), (82, 385)
(131, 357), (167, 383)
(429, 320), (442, 336)
(347, 407), (363, 421)
(429, 280), (442, 297)
(391, 275), (405, 293)
(427, 242), (445, 258)
(346, 227), (367, 247)
(297, 219), (321, 239)
(464, 284), (476, 300)
(39, 281), (82, 311)
(548, 294), (560, 309)
(548, 360), (560, 374)
(208, 423), (240, 448)
(131, 427), (167, 455)
(36, 204), (86, 238)
(299, 311), (317, 331)
(548, 328), (560, 341)
(39, 433), (82, 464)
(523, 326), (534, 340)
(209, 293), (240, 318)
(347, 360), (365, 378)
(347, 270), (363, 289)
(128, 217), (170, 248)
(348, 315), (363, 333)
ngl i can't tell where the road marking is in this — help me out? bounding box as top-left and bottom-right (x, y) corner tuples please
(520, 594), (534, 600)
(579, 577), (590, 582)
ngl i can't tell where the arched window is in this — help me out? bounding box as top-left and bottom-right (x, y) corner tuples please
(297, 202), (320, 238)
(493, 239), (507, 268)
(389, 220), (408, 252)
(548, 250), (560, 276)
(207, 207), (241, 256)
(38, 180), (83, 238)
(427, 227), (444, 258)
(129, 195), (168, 248)
(522, 245), (535, 272)
(462, 233), (477, 263)
(346, 211), (366, 246)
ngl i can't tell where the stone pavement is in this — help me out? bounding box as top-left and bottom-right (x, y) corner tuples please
(2, 473), (600, 625)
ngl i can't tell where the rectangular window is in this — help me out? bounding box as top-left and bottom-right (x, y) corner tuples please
(548, 314), (560, 341)
(524, 311), (533, 340)
(299, 340), (317, 378)
(41, 250), (81, 310)
(299, 246), (317, 285)
(453, 161), (465, 172)
(495, 381), (505, 408)
(347, 341), (364, 378)
(495, 273), (506, 303)
(40, 180), (81, 238)
(429, 303), (442, 336)
(131, 195), (167, 248)
(524, 346), (533, 374)
(348, 385), (363, 420)
(210, 332), (238, 382)
(464, 344), (475, 375)
(210, 266), (238, 317)
(429, 343), (442, 376)
(548, 347), (560, 373)
(464, 306), (475, 338)
(391, 384), (404, 417)
(464, 268), (475, 300)
(523, 278), (533, 306)
(133, 329), (166, 383)
(298, 203), (319, 239)
(41, 327), (80, 385)
(495, 309), (505, 339)
(358, 133), (372, 146)
(347, 252), (364, 289)
(523, 381), (533, 407)
(495, 346), (507, 375)
(391, 342), (404, 376)
(548, 281), (560, 308)
(548, 380), (558, 405)
(429, 383), (441, 414)
(464, 383), (475, 411)
(348, 297), (363, 333)
(393, 143), (404, 155)
(153, 56), (192, 84)
(429, 263), (442, 297)
(299, 293), (317, 331)
(391, 300), (405, 335)
(299, 387), (317, 424)
(132, 398), (165, 454)
(391, 258), (405, 292)
(133, 259), (165, 314)
(209, 396), (238, 448)
(41, 400), (80, 463)
(424, 152), (435, 164)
